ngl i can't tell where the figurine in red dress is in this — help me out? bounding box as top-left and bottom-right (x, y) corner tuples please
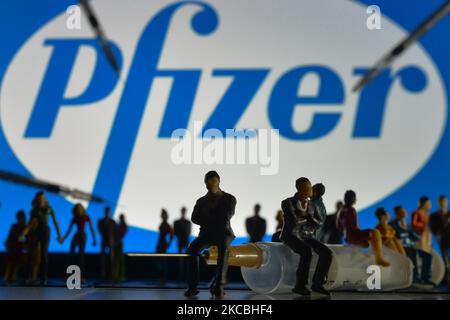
(337, 190), (390, 267)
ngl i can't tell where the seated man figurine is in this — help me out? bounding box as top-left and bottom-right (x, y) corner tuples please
(390, 206), (433, 285)
(280, 177), (332, 296)
(336, 190), (390, 267)
(375, 207), (406, 255)
(185, 171), (236, 298)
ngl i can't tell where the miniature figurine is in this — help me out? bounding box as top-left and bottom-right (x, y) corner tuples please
(374, 207), (406, 255)
(321, 201), (344, 244)
(185, 171), (236, 298)
(3, 210), (27, 283)
(311, 183), (327, 241)
(113, 213), (127, 282)
(280, 177), (332, 296)
(429, 196), (450, 284)
(62, 203), (97, 277)
(411, 196), (432, 253)
(174, 206), (191, 254)
(390, 206), (433, 285)
(336, 190), (390, 267)
(245, 204), (267, 243)
(98, 206), (116, 279)
(21, 192), (62, 285)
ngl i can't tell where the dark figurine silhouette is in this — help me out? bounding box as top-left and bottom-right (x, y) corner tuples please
(245, 204), (266, 243)
(185, 171), (236, 298)
(62, 203), (96, 278)
(156, 209), (174, 253)
(98, 206), (116, 279)
(280, 177), (332, 296)
(321, 201), (344, 244)
(311, 183), (327, 241)
(174, 206), (192, 253)
(430, 195), (450, 284)
(22, 192), (62, 285)
(271, 210), (284, 242)
(113, 214), (128, 282)
(4, 210), (27, 283)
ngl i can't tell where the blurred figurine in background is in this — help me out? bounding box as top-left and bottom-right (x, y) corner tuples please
(281, 177), (332, 296)
(156, 208), (174, 284)
(271, 210), (284, 242)
(21, 192), (62, 285)
(113, 213), (127, 282)
(430, 195), (450, 284)
(337, 190), (390, 267)
(374, 207), (406, 255)
(391, 206), (433, 285)
(321, 201), (344, 244)
(311, 183), (327, 241)
(156, 209), (174, 253)
(62, 203), (97, 278)
(185, 171), (236, 298)
(174, 207), (191, 282)
(3, 210), (27, 283)
(412, 196), (432, 253)
(98, 206), (116, 280)
(245, 203), (266, 243)
(174, 206), (191, 254)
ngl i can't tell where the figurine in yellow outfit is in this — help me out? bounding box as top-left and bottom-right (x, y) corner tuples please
(375, 208), (406, 256)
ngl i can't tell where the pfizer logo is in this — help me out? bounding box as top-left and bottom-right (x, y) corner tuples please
(0, 0), (446, 236)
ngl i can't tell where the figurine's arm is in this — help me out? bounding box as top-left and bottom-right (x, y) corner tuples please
(88, 218), (97, 246)
(191, 200), (205, 226)
(62, 220), (75, 243)
(409, 230), (420, 242)
(50, 208), (63, 241)
(308, 205), (322, 228)
(224, 196), (237, 220)
(97, 220), (103, 235)
(281, 199), (306, 226)
(5, 225), (14, 250)
(21, 219), (37, 238)
(411, 212), (425, 231)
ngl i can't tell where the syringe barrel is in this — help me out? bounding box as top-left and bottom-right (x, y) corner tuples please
(240, 242), (443, 294)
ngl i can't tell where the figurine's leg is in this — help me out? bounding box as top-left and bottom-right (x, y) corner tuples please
(39, 230), (50, 284)
(211, 237), (233, 297)
(79, 232), (86, 278)
(40, 235), (49, 284)
(439, 239), (449, 278)
(70, 234), (77, 266)
(285, 236), (312, 289)
(109, 245), (115, 280)
(119, 244), (126, 281)
(392, 238), (407, 256)
(417, 249), (432, 283)
(185, 237), (209, 295)
(27, 240), (38, 282)
(100, 243), (106, 279)
(3, 263), (12, 282)
(369, 229), (390, 267)
(11, 264), (19, 283)
(405, 247), (420, 282)
(304, 238), (332, 288)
